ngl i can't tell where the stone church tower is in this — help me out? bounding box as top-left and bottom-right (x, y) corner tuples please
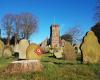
(50, 24), (60, 48)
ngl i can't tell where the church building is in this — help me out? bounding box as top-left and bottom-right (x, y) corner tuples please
(50, 24), (60, 48)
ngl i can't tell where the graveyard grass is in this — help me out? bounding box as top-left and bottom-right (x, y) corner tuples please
(0, 54), (100, 80)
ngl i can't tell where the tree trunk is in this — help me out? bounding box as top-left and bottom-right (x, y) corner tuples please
(7, 37), (10, 46)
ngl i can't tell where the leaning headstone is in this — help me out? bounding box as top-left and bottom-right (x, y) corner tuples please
(41, 38), (48, 50)
(3, 46), (12, 58)
(26, 43), (43, 60)
(81, 31), (100, 63)
(19, 39), (29, 59)
(0, 40), (4, 57)
(44, 46), (50, 53)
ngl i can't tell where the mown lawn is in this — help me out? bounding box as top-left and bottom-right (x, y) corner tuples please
(0, 54), (100, 80)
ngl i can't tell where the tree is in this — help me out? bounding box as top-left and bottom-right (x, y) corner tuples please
(2, 14), (14, 45)
(1, 13), (38, 46)
(20, 13), (38, 39)
(94, 0), (100, 23)
(14, 15), (21, 37)
(61, 34), (73, 43)
(13, 15), (22, 45)
(92, 0), (100, 44)
(91, 22), (100, 43)
(61, 26), (81, 44)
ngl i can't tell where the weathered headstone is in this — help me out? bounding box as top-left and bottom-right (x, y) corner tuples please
(81, 31), (100, 63)
(19, 39), (29, 59)
(63, 41), (76, 61)
(14, 44), (19, 53)
(54, 47), (63, 58)
(5, 60), (43, 73)
(26, 43), (43, 60)
(3, 46), (12, 58)
(0, 40), (4, 57)
(54, 52), (63, 58)
(41, 38), (48, 50)
(44, 46), (50, 53)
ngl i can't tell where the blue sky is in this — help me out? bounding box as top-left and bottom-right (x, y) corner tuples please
(0, 0), (96, 44)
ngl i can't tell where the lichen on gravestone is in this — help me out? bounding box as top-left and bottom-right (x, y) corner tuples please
(26, 43), (43, 60)
(63, 41), (76, 61)
(3, 45), (12, 58)
(0, 40), (4, 57)
(81, 31), (100, 63)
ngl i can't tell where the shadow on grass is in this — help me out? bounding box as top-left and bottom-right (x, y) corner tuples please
(41, 54), (83, 66)
(53, 62), (74, 65)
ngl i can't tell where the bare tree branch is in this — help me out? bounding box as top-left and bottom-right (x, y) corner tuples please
(2, 14), (14, 45)
(20, 13), (38, 39)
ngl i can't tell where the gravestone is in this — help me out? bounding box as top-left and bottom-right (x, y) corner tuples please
(26, 43), (43, 60)
(13, 44), (19, 58)
(63, 41), (76, 61)
(81, 31), (100, 63)
(14, 44), (19, 53)
(54, 47), (63, 58)
(0, 40), (4, 57)
(41, 38), (48, 51)
(5, 60), (43, 73)
(3, 46), (12, 58)
(54, 52), (63, 58)
(44, 46), (50, 53)
(19, 39), (29, 59)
